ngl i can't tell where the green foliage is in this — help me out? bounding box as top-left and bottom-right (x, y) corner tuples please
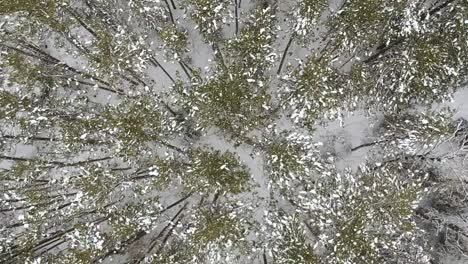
(1, 0), (466, 263)
(187, 0), (226, 42)
(147, 156), (184, 190)
(328, 0), (405, 52)
(348, 63), (374, 93)
(383, 183), (420, 227)
(371, 34), (461, 107)
(332, 203), (379, 263)
(59, 112), (105, 144)
(0, 0), (55, 16)
(177, 66), (271, 138)
(0, 91), (31, 119)
(60, 96), (168, 152)
(180, 4), (277, 140)
(398, 33), (460, 103)
(228, 5), (276, 74)
(266, 140), (305, 176)
(73, 166), (113, 203)
(0, 0), (68, 31)
(150, 248), (190, 264)
(159, 24), (188, 55)
(263, 133), (316, 185)
(191, 207), (245, 244)
(95, 31), (114, 69)
(91, 30), (140, 79)
(176, 5), (277, 136)
(302, 165), (425, 263)
(356, 0), (467, 108)
(68, 249), (94, 263)
(109, 204), (143, 239)
(185, 148), (251, 194)
(2, 159), (45, 183)
(276, 215), (319, 264)
(103, 98), (166, 144)
(284, 56), (344, 128)
(381, 109), (456, 145)
(293, 0), (328, 41)
(5, 52), (56, 89)
(298, 0), (327, 18)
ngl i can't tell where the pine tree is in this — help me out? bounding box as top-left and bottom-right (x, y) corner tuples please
(1, 0), (468, 263)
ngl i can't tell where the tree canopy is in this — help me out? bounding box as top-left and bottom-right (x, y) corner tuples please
(1, 0), (468, 263)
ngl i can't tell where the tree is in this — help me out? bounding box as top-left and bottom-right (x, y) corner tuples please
(2, 0), (468, 263)
(280, 55), (346, 129)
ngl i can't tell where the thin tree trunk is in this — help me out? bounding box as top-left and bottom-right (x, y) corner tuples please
(59, 156), (114, 167)
(178, 61), (192, 79)
(82, 2), (179, 88)
(1, 135), (58, 142)
(164, 0), (175, 24)
(181, 60), (194, 73)
(426, 0), (456, 18)
(33, 236), (64, 253)
(155, 212), (183, 255)
(137, 203), (187, 263)
(64, 77), (125, 95)
(0, 201), (53, 212)
(37, 239), (68, 257)
(277, 34), (295, 74)
(93, 230), (147, 263)
(235, 0), (239, 35)
(0, 43), (57, 65)
(3, 227), (73, 261)
(363, 37), (404, 63)
(351, 139), (390, 151)
(177, 60), (194, 80)
(170, 0), (177, 9)
(159, 193), (193, 214)
(6, 222), (26, 229)
(65, 7), (98, 38)
(2, 42), (113, 87)
(0, 155), (29, 162)
(159, 140), (186, 153)
(4, 215), (110, 262)
(3, 192), (77, 204)
(212, 43), (228, 71)
(149, 57), (176, 84)
(0, 155), (114, 167)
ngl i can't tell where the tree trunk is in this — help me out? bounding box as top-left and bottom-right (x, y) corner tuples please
(277, 35), (294, 74)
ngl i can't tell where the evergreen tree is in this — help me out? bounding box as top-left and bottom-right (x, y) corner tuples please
(1, 0), (468, 263)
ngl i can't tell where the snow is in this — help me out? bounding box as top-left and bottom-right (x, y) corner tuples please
(1, 0), (468, 263)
